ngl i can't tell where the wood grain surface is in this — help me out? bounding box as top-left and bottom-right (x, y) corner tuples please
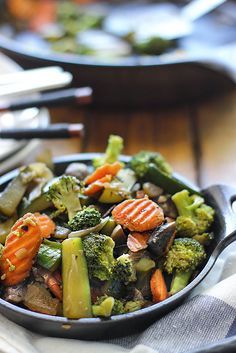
(47, 89), (236, 189)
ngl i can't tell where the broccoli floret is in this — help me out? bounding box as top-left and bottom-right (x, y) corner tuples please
(112, 298), (125, 315)
(82, 233), (115, 281)
(172, 190), (214, 238)
(124, 300), (143, 313)
(164, 238), (206, 295)
(93, 135), (124, 169)
(46, 175), (83, 221)
(112, 254), (136, 285)
(68, 207), (101, 231)
(130, 151), (172, 178)
(193, 232), (214, 246)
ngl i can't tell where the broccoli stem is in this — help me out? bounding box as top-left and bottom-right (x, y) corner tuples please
(169, 270), (192, 295)
(62, 238), (92, 318)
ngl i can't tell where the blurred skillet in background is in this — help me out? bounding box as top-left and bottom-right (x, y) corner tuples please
(0, 0), (236, 108)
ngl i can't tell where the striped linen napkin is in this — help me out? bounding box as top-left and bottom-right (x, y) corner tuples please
(1, 243), (236, 353)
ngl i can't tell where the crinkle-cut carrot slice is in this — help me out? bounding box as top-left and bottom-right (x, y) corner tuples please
(112, 198), (164, 232)
(84, 174), (112, 196)
(34, 213), (55, 238)
(150, 269), (168, 303)
(0, 213), (42, 286)
(127, 232), (150, 252)
(85, 162), (122, 185)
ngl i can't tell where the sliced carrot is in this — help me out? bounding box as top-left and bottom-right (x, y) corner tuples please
(127, 232), (150, 252)
(84, 174), (112, 196)
(150, 269), (168, 303)
(34, 213), (56, 238)
(0, 213), (42, 286)
(85, 162), (122, 185)
(112, 198), (164, 232)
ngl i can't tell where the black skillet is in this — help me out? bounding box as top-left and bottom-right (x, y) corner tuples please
(0, 153), (236, 340)
(0, 1), (236, 108)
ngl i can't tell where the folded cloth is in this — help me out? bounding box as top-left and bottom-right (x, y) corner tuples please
(1, 243), (236, 353)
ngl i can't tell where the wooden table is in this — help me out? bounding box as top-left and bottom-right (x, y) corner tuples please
(44, 88), (236, 189)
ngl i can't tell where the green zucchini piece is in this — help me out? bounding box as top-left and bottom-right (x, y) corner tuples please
(37, 240), (62, 272)
(0, 175), (27, 217)
(62, 238), (92, 318)
(101, 217), (116, 236)
(145, 163), (201, 195)
(0, 216), (17, 244)
(20, 193), (52, 216)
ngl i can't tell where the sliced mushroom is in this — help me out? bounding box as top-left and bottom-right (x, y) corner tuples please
(4, 283), (27, 304)
(148, 222), (176, 258)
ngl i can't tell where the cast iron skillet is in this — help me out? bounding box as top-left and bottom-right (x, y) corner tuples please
(0, 1), (236, 107)
(0, 153), (236, 340)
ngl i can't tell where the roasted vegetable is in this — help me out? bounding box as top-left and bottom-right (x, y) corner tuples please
(62, 238), (92, 318)
(68, 207), (101, 231)
(0, 213), (42, 286)
(82, 233), (115, 281)
(20, 193), (52, 216)
(69, 217), (109, 238)
(150, 269), (168, 303)
(112, 254), (136, 285)
(46, 175), (83, 221)
(164, 238), (206, 295)
(3, 163), (53, 217)
(85, 161), (122, 185)
(37, 240), (61, 272)
(92, 296), (115, 317)
(34, 213), (56, 238)
(172, 190), (214, 238)
(0, 216), (17, 244)
(93, 135), (124, 169)
(148, 222), (176, 257)
(130, 151), (172, 178)
(112, 198), (164, 232)
(144, 164), (200, 195)
(24, 283), (59, 316)
(127, 232), (150, 252)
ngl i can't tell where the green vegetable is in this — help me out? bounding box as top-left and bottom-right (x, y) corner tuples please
(82, 233), (115, 281)
(98, 186), (125, 204)
(62, 238), (92, 318)
(112, 254), (136, 285)
(46, 175), (83, 221)
(164, 238), (206, 295)
(116, 168), (137, 191)
(93, 135), (124, 169)
(19, 194), (52, 216)
(193, 232), (214, 246)
(100, 217), (116, 236)
(145, 164), (200, 195)
(135, 258), (155, 272)
(37, 240), (62, 272)
(172, 190), (215, 237)
(130, 150), (172, 178)
(124, 300), (143, 313)
(68, 207), (101, 231)
(132, 36), (174, 56)
(0, 216), (16, 244)
(68, 217), (109, 238)
(92, 296), (115, 317)
(0, 163), (53, 217)
(92, 295), (125, 316)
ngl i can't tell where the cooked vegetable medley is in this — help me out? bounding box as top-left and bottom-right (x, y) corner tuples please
(0, 135), (215, 318)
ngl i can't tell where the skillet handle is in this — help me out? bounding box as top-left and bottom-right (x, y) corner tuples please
(203, 184), (236, 258)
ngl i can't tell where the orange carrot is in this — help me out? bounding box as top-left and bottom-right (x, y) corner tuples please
(0, 213), (42, 286)
(85, 162), (122, 185)
(127, 232), (150, 252)
(34, 213), (55, 238)
(84, 175), (112, 196)
(150, 269), (168, 303)
(112, 198), (164, 232)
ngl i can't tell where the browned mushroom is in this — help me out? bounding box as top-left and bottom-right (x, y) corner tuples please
(148, 222), (176, 258)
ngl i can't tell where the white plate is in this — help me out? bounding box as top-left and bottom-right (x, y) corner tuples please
(0, 53), (50, 174)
